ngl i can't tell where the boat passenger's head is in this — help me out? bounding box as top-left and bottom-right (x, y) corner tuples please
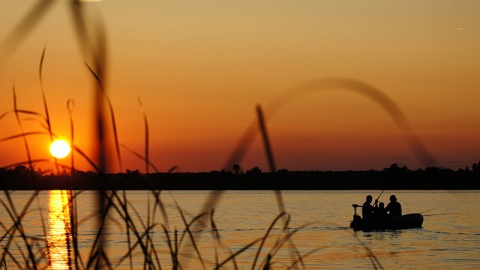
(390, 195), (397, 202)
(366, 195), (372, 203)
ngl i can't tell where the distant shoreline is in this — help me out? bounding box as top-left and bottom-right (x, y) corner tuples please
(1, 169), (479, 190)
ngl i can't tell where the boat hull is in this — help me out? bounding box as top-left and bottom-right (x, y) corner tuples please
(350, 213), (424, 231)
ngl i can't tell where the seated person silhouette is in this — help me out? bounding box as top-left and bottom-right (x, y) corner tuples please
(374, 202), (387, 218)
(385, 195), (402, 216)
(362, 195), (375, 219)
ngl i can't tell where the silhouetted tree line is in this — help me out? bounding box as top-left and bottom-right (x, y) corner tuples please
(0, 162), (479, 190)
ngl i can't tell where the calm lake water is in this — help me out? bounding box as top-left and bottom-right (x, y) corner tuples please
(1, 190), (479, 269)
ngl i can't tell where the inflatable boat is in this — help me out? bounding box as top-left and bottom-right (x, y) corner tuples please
(350, 204), (423, 231)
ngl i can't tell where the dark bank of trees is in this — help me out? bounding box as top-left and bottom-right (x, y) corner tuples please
(0, 162), (479, 190)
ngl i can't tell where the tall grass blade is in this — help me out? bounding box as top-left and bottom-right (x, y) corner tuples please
(162, 225), (179, 269)
(287, 248), (324, 269)
(0, 0), (56, 65)
(251, 212), (287, 270)
(86, 191), (110, 269)
(210, 209), (221, 243)
(146, 188), (152, 268)
(264, 78), (437, 167)
(138, 97), (150, 174)
(1, 132), (50, 142)
(2, 191), (41, 269)
(210, 209), (240, 269)
(151, 189), (171, 229)
(197, 191), (224, 238)
(70, 4), (112, 266)
(175, 204), (206, 269)
(38, 46), (52, 138)
(119, 189), (133, 269)
(113, 224), (156, 268)
(265, 223), (314, 269)
(1, 247), (22, 269)
(12, 87), (33, 169)
(72, 145), (102, 173)
(223, 77), (437, 183)
(107, 190), (156, 267)
(85, 62), (122, 172)
(352, 234), (384, 269)
(35, 194), (51, 268)
(68, 99), (76, 174)
(38, 46), (60, 173)
(68, 190), (84, 270)
(120, 144), (160, 172)
(69, 1), (89, 56)
(0, 109), (47, 122)
(215, 237), (263, 269)
(256, 105), (276, 173)
(256, 105), (286, 218)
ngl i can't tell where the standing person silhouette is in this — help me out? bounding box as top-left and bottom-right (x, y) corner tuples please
(362, 195), (375, 219)
(385, 195), (402, 216)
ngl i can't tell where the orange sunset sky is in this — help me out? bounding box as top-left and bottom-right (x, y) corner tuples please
(1, 1), (479, 173)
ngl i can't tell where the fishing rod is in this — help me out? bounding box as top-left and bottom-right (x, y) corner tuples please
(423, 213), (460, 217)
(399, 152), (409, 167)
(376, 152), (410, 206)
(374, 189), (384, 206)
(420, 205), (449, 214)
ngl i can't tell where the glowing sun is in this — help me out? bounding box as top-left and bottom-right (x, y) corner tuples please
(49, 140), (71, 159)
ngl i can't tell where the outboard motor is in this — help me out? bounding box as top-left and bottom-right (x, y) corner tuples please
(350, 204), (363, 229)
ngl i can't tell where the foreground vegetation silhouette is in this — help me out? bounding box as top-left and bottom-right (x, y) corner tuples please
(2, 1), (478, 269)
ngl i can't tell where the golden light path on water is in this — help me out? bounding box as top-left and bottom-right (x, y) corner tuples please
(47, 190), (73, 270)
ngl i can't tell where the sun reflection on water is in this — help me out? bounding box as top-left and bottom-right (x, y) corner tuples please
(47, 190), (73, 270)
